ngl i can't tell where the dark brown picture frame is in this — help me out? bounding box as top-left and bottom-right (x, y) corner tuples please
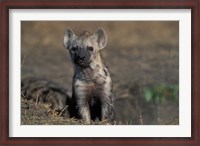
(0, 0), (199, 145)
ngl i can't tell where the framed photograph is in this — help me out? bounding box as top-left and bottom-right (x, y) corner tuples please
(1, 0), (199, 145)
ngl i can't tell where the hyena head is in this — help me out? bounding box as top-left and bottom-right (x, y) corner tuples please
(63, 28), (107, 67)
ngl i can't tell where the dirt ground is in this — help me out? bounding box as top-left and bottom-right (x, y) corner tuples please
(21, 21), (179, 125)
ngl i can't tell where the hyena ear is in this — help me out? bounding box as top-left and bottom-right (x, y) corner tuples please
(93, 28), (107, 50)
(63, 28), (75, 49)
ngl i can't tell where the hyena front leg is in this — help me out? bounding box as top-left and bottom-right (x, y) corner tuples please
(77, 98), (91, 124)
(74, 80), (91, 124)
(101, 95), (114, 123)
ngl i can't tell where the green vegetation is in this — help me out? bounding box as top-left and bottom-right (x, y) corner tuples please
(144, 84), (179, 104)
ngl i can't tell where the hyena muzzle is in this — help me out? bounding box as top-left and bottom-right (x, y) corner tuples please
(63, 28), (114, 124)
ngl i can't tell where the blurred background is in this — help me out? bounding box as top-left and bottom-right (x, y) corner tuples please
(21, 21), (179, 125)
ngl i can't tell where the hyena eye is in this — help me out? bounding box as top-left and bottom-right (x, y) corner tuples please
(87, 46), (94, 52)
(71, 47), (78, 52)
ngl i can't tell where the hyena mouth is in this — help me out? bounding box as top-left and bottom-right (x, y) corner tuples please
(74, 60), (91, 67)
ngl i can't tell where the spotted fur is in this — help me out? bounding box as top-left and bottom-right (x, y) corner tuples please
(64, 28), (114, 124)
(21, 77), (70, 117)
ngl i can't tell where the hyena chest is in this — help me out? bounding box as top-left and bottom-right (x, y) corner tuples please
(74, 73), (111, 103)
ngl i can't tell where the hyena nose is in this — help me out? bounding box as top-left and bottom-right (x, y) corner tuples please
(77, 56), (85, 61)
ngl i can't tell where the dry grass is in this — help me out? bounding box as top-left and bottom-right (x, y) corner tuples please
(21, 98), (127, 125)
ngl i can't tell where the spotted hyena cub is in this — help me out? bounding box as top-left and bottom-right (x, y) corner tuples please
(63, 28), (114, 124)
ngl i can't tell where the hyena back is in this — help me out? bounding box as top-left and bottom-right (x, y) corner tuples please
(21, 77), (70, 117)
(63, 28), (114, 124)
